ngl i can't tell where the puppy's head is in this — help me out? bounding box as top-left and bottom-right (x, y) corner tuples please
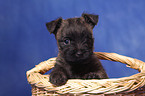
(46, 13), (99, 62)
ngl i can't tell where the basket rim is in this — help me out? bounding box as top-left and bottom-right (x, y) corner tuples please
(26, 52), (145, 94)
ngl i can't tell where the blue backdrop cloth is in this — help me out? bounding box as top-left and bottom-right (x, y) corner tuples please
(0, 0), (145, 96)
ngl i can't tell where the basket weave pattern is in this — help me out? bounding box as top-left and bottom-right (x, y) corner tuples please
(26, 52), (145, 95)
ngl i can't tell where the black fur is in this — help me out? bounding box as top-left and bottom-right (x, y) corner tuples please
(46, 13), (108, 86)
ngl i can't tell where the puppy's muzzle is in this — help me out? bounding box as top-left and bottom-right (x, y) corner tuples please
(75, 51), (83, 58)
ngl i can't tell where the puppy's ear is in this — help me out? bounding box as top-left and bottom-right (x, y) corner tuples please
(82, 13), (99, 28)
(46, 17), (62, 35)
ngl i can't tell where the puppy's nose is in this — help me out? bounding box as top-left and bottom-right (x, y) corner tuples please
(76, 51), (83, 57)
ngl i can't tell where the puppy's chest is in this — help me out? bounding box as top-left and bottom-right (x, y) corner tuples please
(67, 64), (94, 79)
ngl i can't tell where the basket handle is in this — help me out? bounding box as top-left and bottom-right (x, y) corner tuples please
(26, 57), (56, 77)
(26, 52), (145, 77)
(95, 52), (145, 72)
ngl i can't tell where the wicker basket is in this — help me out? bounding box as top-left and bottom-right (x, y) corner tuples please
(26, 52), (145, 96)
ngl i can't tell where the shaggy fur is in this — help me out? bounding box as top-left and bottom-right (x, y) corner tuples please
(46, 13), (108, 86)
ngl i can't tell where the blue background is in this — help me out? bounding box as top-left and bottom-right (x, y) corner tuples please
(0, 0), (145, 96)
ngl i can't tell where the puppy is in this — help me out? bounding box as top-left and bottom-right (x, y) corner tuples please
(46, 13), (108, 86)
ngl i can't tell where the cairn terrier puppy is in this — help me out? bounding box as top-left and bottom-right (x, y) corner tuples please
(46, 13), (108, 86)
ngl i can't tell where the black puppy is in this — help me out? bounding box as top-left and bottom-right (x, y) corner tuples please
(46, 13), (108, 86)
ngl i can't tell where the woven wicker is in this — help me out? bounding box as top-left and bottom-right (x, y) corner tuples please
(26, 52), (145, 96)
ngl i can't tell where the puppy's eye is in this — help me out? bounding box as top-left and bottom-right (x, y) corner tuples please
(64, 39), (70, 45)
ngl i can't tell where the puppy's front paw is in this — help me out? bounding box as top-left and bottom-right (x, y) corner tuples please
(49, 72), (68, 86)
(83, 72), (100, 79)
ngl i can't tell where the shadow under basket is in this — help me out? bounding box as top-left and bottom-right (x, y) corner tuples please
(26, 52), (145, 96)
